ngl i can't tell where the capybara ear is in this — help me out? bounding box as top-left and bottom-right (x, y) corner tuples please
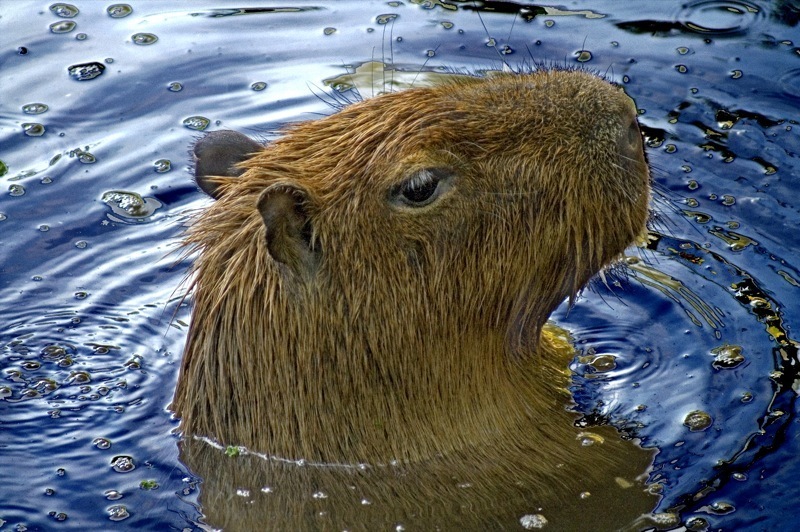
(193, 130), (262, 199)
(257, 184), (320, 275)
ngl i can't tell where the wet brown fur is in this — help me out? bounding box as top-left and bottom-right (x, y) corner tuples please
(172, 70), (651, 468)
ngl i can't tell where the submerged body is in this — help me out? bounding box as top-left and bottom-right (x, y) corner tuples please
(173, 69), (653, 528)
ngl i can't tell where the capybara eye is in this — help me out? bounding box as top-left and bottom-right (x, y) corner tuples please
(393, 168), (451, 207)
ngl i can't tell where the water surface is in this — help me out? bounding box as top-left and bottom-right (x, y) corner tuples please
(2, 1), (799, 529)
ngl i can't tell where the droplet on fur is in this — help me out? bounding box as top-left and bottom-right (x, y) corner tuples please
(576, 431), (605, 446)
(520, 513), (548, 529)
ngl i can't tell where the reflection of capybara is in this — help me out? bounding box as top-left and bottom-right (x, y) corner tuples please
(173, 69), (652, 524)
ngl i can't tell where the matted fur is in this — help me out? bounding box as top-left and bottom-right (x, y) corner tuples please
(173, 70), (651, 468)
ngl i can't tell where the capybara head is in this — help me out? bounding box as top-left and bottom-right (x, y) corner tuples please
(173, 69), (650, 463)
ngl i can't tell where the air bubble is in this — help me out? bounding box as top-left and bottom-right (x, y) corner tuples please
(107, 504), (130, 521)
(110, 455), (135, 473)
(23, 103), (48, 114)
(41, 345), (68, 360)
(34, 379), (57, 392)
(67, 371), (91, 384)
(107, 4), (133, 18)
(323, 27), (336, 35)
(132, 33), (158, 45)
(182, 116), (210, 131)
(77, 152), (96, 163)
(22, 123), (46, 137)
(9, 184), (25, 197)
(686, 516), (709, 531)
(93, 438), (112, 450)
(50, 3), (79, 17)
(376, 14), (398, 24)
(50, 21), (76, 33)
(251, 82), (267, 91)
(711, 344), (744, 369)
(102, 190), (162, 219)
(68, 62), (105, 81)
(683, 410), (712, 431)
(168, 82), (183, 92)
(586, 354), (616, 372)
(153, 159), (171, 173)
(709, 501), (735, 514)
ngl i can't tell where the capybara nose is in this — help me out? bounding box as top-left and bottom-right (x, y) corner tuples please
(617, 110), (648, 185)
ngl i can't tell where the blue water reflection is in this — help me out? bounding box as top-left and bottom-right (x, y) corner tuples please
(1, 1), (799, 529)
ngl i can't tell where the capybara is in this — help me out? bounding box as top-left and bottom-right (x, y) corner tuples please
(173, 68), (654, 528)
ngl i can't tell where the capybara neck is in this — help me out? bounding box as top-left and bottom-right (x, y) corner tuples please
(173, 69), (651, 464)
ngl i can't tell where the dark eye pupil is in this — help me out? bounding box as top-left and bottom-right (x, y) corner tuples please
(401, 172), (439, 203)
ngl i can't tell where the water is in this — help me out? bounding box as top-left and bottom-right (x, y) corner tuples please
(1, 0), (799, 529)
